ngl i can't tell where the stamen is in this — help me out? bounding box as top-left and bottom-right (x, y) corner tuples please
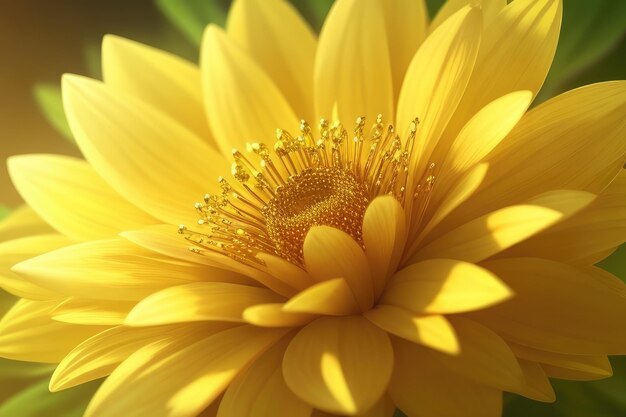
(182, 115), (435, 267)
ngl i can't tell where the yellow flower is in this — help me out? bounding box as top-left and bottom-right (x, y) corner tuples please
(1, 0), (625, 416)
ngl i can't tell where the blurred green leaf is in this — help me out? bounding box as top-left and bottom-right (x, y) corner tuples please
(32, 83), (74, 143)
(597, 244), (626, 282)
(156, 0), (228, 47)
(426, 0), (446, 18)
(0, 379), (98, 417)
(0, 359), (55, 381)
(290, 0), (334, 32)
(394, 409), (408, 417)
(538, 0), (626, 101)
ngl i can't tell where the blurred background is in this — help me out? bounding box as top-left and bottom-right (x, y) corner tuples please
(0, 0), (624, 416)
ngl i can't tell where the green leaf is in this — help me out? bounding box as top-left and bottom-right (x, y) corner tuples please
(32, 83), (74, 143)
(597, 244), (626, 282)
(156, 0), (228, 47)
(0, 379), (99, 417)
(290, 0), (334, 32)
(537, 0), (626, 101)
(426, 0), (446, 18)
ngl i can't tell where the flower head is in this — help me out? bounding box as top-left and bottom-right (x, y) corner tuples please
(1, 0), (626, 416)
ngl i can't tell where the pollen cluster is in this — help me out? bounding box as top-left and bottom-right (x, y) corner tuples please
(179, 116), (434, 266)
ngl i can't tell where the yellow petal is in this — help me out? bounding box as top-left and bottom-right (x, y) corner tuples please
(380, 0), (428, 103)
(125, 282), (284, 326)
(311, 395), (395, 417)
(451, 81), (626, 226)
(8, 154), (155, 241)
(382, 259), (511, 314)
(389, 338), (502, 417)
(0, 299), (107, 363)
(102, 35), (215, 147)
(226, 0), (316, 121)
(396, 5), (482, 201)
(407, 163), (488, 257)
(364, 305), (459, 354)
(122, 225), (296, 297)
(511, 359), (555, 403)
(472, 258), (626, 354)
(218, 338), (311, 417)
(51, 324), (221, 391)
(508, 342), (612, 381)
(415, 190), (595, 263)
(85, 326), (286, 417)
(445, 0), (562, 138)
(303, 226), (373, 311)
(439, 90), (532, 183)
(201, 25), (299, 157)
(283, 278), (359, 316)
(542, 363), (612, 382)
(500, 169), (626, 264)
(52, 298), (134, 326)
(362, 196), (406, 298)
(283, 316), (393, 414)
(13, 238), (206, 301)
(0, 206), (54, 241)
(436, 317), (523, 391)
(243, 303), (315, 328)
(0, 234), (71, 300)
(315, 0), (393, 123)
(257, 253), (314, 291)
(430, 0), (505, 31)
(62, 74), (229, 225)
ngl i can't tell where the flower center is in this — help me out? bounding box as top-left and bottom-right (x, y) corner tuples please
(264, 166), (369, 263)
(180, 115), (435, 267)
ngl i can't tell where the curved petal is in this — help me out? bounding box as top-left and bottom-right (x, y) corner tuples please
(51, 324), (220, 391)
(125, 282), (284, 326)
(499, 169), (626, 264)
(362, 196), (406, 298)
(12, 238), (207, 301)
(430, 0), (506, 31)
(0, 206), (54, 241)
(226, 0), (316, 121)
(0, 299), (107, 363)
(102, 35), (215, 147)
(52, 298), (134, 326)
(8, 154), (156, 241)
(243, 303), (315, 328)
(85, 326), (287, 417)
(303, 226), (373, 311)
(0, 234), (70, 300)
(364, 305), (459, 354)
(218, 338), (311, 417)
(315, 0), (393, 123)
(380, 0), (428, 103)
(389, 338), (502, 417)
(396, 5), (482, 207)
(201, 25), (299, 157)
(415, 190), (595, 263)
(512, 359), (555, 402)
(445, 0), (562, 138)
(508, 343), (612, 381)
(447, 81), (626, 228)
(283, 316), (393, 415)
(472, 258), (626, 354)
(62, 74), (230, 225)
(436, 317), (523, 391)
(283, 278), (360, 316)
(122, 225), (295, 297)
(437, 90), (532, 186)
(382, 259), (511, 314)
